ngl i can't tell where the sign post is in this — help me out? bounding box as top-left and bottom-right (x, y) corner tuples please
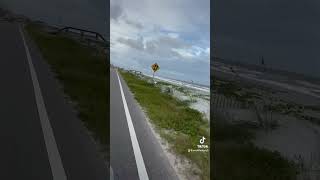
(151, 63), (160, 83)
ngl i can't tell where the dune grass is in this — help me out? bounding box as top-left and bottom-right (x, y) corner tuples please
(212, 101), (298, 179)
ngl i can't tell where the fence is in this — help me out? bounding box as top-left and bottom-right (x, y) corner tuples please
(212, 93), (276, 129)
(55, 26), (106, 42)
(211, 94), (249, 109)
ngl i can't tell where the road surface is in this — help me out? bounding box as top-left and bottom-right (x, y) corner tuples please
(0, 21), (107, 179)
(110, 68), (179, 180)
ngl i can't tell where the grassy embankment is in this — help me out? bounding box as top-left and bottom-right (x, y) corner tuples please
(25, 24), (109, 148)
(120, 71), (210, 180)
(212, 78), (298, 180)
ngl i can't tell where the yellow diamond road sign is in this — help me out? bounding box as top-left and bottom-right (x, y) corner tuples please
(151, 63), (159, 72)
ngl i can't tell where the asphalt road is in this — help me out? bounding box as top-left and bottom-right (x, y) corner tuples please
(0, 21), (108, 179)
(110, 68), (179, 180)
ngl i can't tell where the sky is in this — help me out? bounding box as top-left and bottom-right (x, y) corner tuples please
(110, 0), (210, 85)
(0, 0), (107, 38)
(213, 0), (320, 78)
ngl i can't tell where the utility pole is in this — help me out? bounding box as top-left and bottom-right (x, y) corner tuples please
(261, 55), (266, 72)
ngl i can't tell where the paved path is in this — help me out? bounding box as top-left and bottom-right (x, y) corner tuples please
(0, 21), (107, 180)
(110, 68), (179, 180)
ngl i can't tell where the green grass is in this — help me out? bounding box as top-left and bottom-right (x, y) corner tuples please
(120, 71), (210, 180)
(25, 23), (109, 146)
(156, 81), (171, 86)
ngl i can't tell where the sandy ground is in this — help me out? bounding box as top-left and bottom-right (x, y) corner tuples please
(190, 98), (210, 121)
(253, 114), (320, 180)
(170, 88), (210, 121)
(213, 61), (320, 178)
(253, 114), (320, 165)
(213, 61), (320, 101)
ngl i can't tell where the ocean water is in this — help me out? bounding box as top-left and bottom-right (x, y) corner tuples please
(144, 73), (210, 93)
(0, 0), (108, 38)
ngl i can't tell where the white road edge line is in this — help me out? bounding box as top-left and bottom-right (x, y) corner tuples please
(116, 70), (149, 180)
(19, 26), (68, 180)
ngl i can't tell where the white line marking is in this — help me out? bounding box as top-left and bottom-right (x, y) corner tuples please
(116, 70), (149, 180)
(19, 26), (68, 180)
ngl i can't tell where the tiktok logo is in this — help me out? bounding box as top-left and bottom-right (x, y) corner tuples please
(189, 136), (209, 152)
(200, 136), (206, 144)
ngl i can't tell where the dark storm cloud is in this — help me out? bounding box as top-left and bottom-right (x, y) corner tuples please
(213, 0), (320, 77)
(110, 0), (123, 20)
(110, 0), (143, 29)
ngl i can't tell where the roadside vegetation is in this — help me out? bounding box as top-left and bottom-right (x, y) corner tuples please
(25, 23), (109, 149)
(120, 70), (210, 180)
(212, 78), (299, 180)
(213, 117), (298, 180)
(214, 77), (320, 125)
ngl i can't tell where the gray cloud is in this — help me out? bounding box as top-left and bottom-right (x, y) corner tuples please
(111, 0), (210, 85)
(144, 36), (192, 58)
(155, 36), (191, 49)
(110, 0), (143, 29)
(145, 41), (157, 54)
(124, 18), (143, 29)
(117, 35), (192, 59)
(117, 36), (144, 50)
(110, 0), (123, 20)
